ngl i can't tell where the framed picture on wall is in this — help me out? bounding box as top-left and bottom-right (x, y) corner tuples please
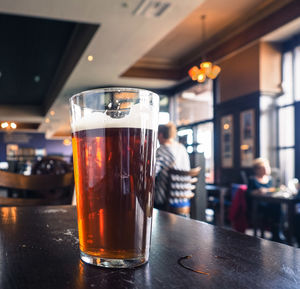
(221, 114), (233, 168)
(240, 109), (255, 167)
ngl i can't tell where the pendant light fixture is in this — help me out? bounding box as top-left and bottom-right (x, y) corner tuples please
(188, 15), (221, 83)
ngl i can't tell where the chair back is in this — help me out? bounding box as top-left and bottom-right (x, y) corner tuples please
(0, 170), (74, 206)
(167, 167), (201, 216)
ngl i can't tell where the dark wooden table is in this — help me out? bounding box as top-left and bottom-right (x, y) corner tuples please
(1, 206), (300, 289)
(251, 191), (299, 245)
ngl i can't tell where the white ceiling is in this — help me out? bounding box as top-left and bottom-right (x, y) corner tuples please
(0, 0), (298, 138)
(0, 0), (205, 137)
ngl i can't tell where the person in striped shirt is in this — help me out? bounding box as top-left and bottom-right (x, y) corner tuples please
(154, 123), (191, 211)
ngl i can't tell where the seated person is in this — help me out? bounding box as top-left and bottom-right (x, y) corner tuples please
(154, 123), (191, 212)
(247, 158), (282, 242)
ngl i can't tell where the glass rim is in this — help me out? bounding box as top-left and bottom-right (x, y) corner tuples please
(69, 87), (159, 103)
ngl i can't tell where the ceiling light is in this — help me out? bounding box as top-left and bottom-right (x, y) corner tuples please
(188, 15), (221, 82)
(87, 55), (94, 62)
(50, 110), (55, 116)
(63, 139), (71, 146)
(34, 75), (40, 83)
(1, 122), (17, 130)
(45, 118), (50, 123)
(197, 69), (206, 83)
(10, 122), (17, 129)
(1, 122), (9, 128)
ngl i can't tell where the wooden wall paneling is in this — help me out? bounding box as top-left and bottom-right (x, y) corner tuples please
(214, 92), (260, 185)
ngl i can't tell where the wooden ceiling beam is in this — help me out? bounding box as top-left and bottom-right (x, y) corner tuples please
(121, 66), (182, 80)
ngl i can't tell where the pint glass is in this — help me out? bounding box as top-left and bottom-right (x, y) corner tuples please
(70, 88), (159, 268)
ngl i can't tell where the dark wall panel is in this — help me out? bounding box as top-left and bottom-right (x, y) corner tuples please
(214, 92), (260, 186)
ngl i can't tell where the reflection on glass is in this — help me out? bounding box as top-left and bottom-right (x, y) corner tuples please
(76, 261), (85, 289)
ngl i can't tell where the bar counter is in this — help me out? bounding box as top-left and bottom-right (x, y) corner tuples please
(0, 206), (299, 289)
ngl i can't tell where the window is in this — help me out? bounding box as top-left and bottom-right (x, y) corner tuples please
(176, 81), (213, 126)
(178, 128), (193, 154)
(196, 122), (214, 183)
(159, 96), (170, 124)
(176, 81), (215, 183)
(277, 42), (300, 184)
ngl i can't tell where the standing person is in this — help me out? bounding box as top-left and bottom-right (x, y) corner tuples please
(248, 158), (282, 242)
(154, 122), (190, 211)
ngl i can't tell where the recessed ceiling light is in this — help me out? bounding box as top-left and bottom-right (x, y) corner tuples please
(87, 55), (94, 62)
(1, 122), (8, 128)
(50, 110), (55, 116)
(34, 75), (40, 83)
(10, 122), (17, 129)
(45, 118), (50, 123)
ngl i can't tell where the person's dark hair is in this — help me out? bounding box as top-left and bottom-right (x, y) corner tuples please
(158, 123), (176, 140)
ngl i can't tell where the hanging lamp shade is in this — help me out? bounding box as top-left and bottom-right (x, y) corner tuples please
(188, 15), (221, 82)
(206, 65), (221, 79)
(188, 66), (200, 81)
(200, 61), (212, 74)
(197, 69), (206, 83)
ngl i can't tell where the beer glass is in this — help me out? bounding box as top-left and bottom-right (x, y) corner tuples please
(70, 88), (159, 268)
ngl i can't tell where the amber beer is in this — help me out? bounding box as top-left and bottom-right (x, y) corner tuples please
(72, 126), (156, 263)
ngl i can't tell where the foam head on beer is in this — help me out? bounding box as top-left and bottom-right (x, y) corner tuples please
(71, 102), (158, 133)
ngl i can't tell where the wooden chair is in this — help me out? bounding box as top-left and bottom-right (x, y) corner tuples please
(167, 167), (201, 217)
(0, 170), (74, 206)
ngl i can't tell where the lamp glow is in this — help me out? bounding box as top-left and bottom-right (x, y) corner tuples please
(1, 122), (9, 128)
(187, 15), (221, 82)
(63, 139), (71, 146)
(197, 69), (206, 83)
(223, 123), (230, 130)
(10, 122), (17, 129)
(240, 144), (249, 151)
(188, 66), (200, 81)
(207, 65), (221, 79)
(200, 61), (212, 74)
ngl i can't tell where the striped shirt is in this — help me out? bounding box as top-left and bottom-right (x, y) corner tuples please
(155, 142), (190, 207)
